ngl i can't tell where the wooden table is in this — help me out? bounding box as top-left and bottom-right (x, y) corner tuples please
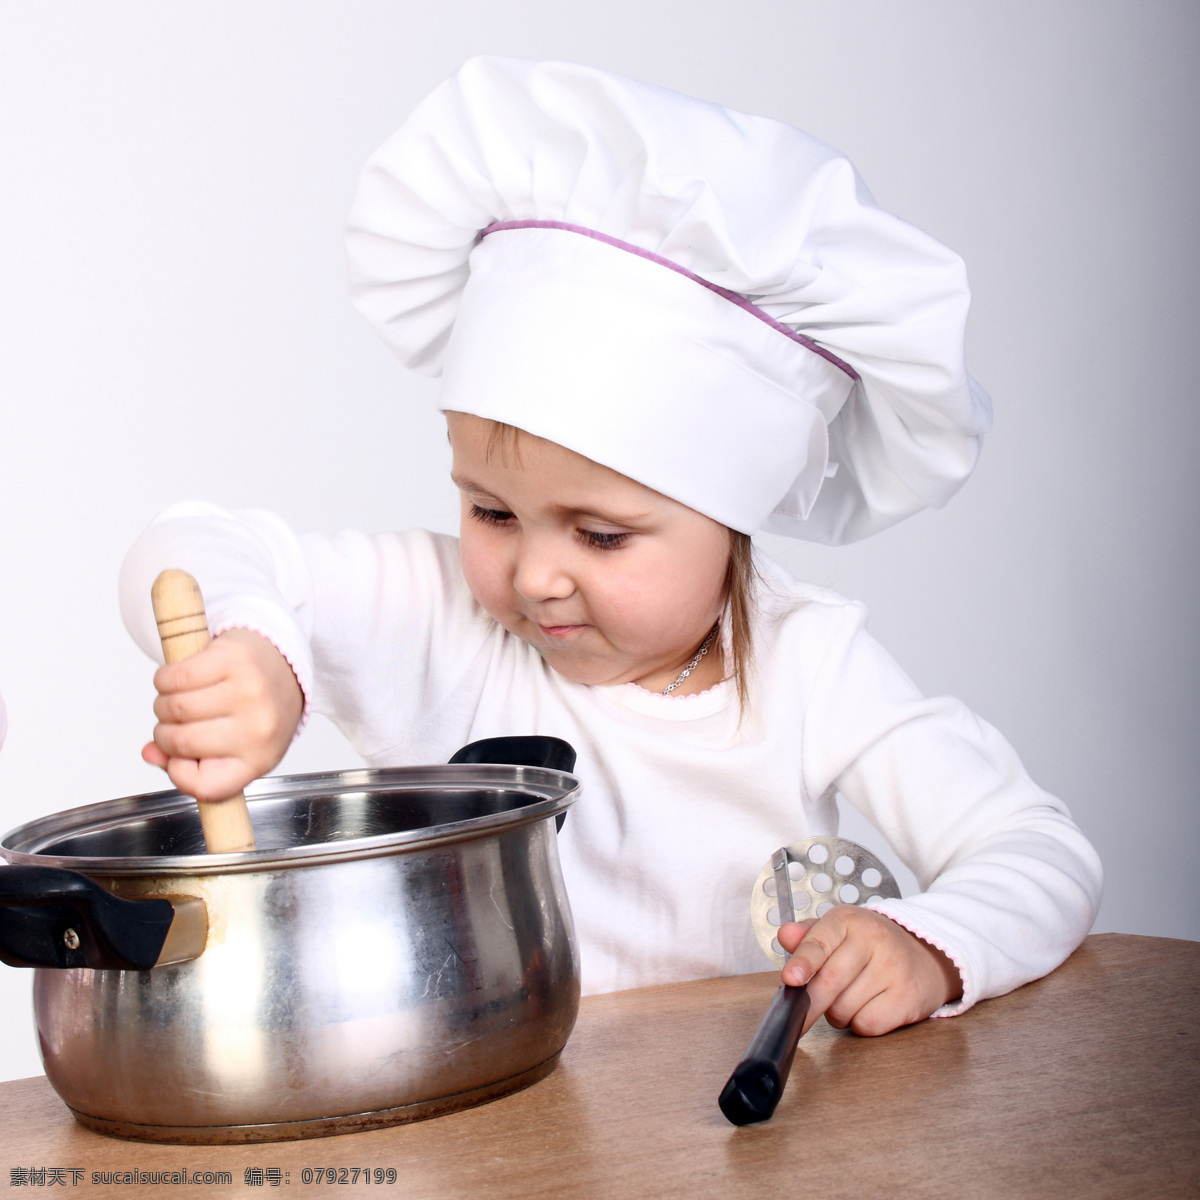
(1, 933), (1196, 1198)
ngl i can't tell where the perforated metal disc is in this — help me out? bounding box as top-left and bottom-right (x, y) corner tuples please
(751, 836), (902, 967)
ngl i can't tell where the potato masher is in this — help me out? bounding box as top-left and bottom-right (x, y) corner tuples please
(718, 836), (901, 1126)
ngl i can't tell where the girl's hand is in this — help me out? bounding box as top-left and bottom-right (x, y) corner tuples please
(142, 628), (303, 804)
(777, 906), (963, 1037)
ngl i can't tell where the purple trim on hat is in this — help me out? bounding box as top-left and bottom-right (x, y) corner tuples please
(481, 219), (860, 383)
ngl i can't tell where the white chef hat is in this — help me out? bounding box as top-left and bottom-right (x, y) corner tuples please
(346, 57), (991, 543)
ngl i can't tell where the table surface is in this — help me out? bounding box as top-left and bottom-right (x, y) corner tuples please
(0, 933), (1196, 1199)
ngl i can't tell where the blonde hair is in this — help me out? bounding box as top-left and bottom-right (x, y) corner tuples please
(477, 418), (759, 708)
(724, 529), (758, 713)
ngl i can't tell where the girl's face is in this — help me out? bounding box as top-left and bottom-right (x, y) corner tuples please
(447, 412), (730, 692)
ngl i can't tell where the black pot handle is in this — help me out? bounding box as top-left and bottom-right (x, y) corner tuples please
(0, 866), (176, 971)
(449, 737), (577, 832)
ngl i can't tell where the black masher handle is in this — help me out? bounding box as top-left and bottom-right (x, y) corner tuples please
(449, 736), (577, 831)
(718, 984), (811, 1125)
(0, 865), (175, 971)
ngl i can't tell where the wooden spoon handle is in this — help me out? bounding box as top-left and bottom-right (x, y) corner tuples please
(151, 569), (257, 854)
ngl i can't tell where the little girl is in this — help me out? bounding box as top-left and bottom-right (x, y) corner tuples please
(120, 58), (1102, 1039)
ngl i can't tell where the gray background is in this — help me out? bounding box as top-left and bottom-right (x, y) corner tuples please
(1, 1), (1196, 1083)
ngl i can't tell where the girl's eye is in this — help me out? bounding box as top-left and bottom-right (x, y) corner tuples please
(579, 529), (630, 551)
(469, 503), (515, 527)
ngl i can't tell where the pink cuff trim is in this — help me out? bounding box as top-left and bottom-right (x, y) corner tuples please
(210, 621), (312, 742)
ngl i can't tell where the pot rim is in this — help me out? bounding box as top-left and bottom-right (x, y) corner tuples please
(0, 764), (579, 876)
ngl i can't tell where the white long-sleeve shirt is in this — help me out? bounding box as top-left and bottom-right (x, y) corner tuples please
(120, 503), (1102, 1013)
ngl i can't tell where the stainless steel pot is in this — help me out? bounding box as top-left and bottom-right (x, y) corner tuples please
(0, 738), (580, 1143)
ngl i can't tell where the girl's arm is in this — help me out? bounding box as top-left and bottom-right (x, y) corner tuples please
(120, 502), (495, 787)
(789, 594), (1102, 1026)
(120, 503), (317, 799)
(120, 502), (318, 700)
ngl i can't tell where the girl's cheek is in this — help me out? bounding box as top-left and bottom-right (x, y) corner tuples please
(459, 530), (511, 613)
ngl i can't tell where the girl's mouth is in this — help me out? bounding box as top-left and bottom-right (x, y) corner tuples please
(537, 623), (588, 638)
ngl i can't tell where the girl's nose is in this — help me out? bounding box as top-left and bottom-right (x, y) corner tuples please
(512, 536), (575, 602)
